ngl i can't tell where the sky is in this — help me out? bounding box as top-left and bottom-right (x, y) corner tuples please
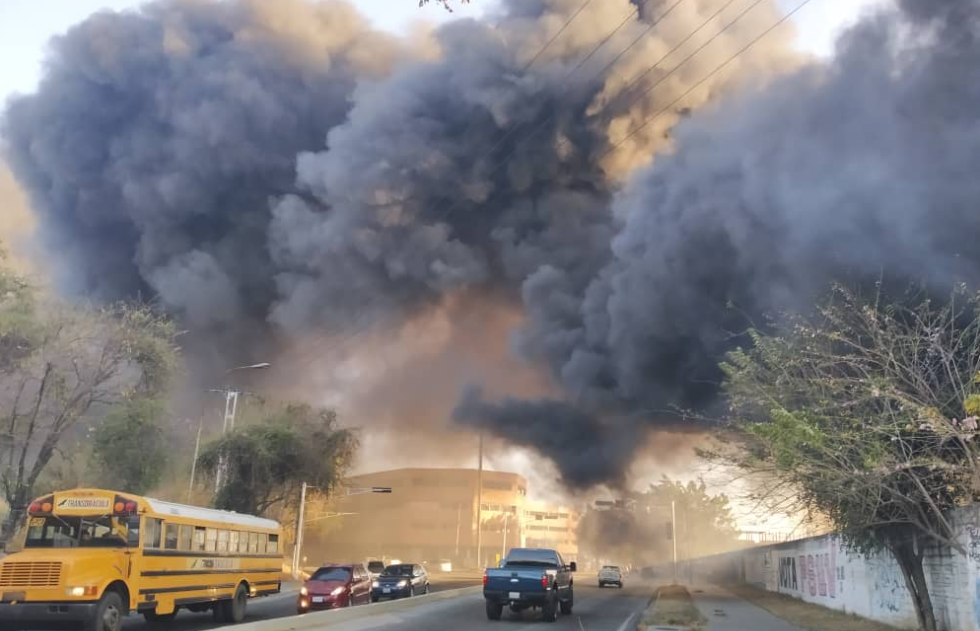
(0, 0), (889, 104)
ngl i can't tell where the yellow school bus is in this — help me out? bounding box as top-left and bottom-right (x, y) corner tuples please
(0, 488), (282, 631)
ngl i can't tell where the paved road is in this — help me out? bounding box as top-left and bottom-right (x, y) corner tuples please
(690, 585), (806, 631)
(113, 574), (480, 631)
(297, 583), (652, 631)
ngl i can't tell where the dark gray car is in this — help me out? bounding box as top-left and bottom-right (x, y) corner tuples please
(371, 563), (429, 601)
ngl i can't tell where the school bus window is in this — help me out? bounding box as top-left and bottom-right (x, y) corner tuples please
(205, 528), (217, 552)
(248, 531), (259, 554)
(258, 533), (268, 554)
(164, 524), (179, 550)
(268, 533), (279, 553)
(179, 525), (193, 551)
(217, 529), (229, 552)
(144, 518), (162, 549)
(230, 530), (240, 553)
(241, 532), (250, 553)
(193, 526), (206, 551)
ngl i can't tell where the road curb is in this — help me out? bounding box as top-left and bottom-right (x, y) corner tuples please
(209, 586), (482, 631)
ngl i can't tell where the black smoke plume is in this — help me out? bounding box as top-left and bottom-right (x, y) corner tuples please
(6, 0), (979, 488)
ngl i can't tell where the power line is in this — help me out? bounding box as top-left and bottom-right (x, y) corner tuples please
(481, 0), (764, 181)
(283, 0), (738, 372)
(464, 0), (687, 183)
(603, 0), (815, 158)
(286, 0), (814, 374)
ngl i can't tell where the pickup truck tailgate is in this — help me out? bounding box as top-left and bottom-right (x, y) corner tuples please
(486, 568), (550, 595)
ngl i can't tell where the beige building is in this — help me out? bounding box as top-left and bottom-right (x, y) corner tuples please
(522, 501), (580, 561)
(305, 468), (526, 568)
(302, 468), (579, 569)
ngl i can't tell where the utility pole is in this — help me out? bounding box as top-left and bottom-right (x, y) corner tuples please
(212, 362), (271, 493)
(501, 513), (508, 561)
(291, 484), (391, 580)
(187, 420), (203, 503)
(455, 503), (461, 560)
(214, 390), (239, 491)
(671, 500), (678, 584)
(292, 482), (308, 580)
(476, 432), (484, 569)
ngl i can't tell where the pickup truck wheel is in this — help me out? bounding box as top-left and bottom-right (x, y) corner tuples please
(560, 598), (573, 615)
(486, 601), (503, 620)
(542, 597), (558, 623)
(598, 582), (604, 588)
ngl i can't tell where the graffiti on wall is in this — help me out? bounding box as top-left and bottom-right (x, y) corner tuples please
(797, 548), (838, 599)
(969, 525), (980, 564)
(871, 563), (904, 615)
(778, 556), (798, 591)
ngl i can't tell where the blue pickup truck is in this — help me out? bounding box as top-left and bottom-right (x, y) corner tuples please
(482, 548), (576, 622)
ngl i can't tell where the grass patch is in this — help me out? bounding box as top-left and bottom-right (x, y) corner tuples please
(726, 584), (903, 631)
(640, 584), (707, 630)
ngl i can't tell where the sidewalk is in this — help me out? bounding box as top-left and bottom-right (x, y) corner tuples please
(690, 584), (806, 631)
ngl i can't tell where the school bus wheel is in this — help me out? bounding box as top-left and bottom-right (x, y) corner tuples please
(85, 590), (124, 631)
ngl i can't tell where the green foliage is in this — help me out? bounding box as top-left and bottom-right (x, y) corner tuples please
(577, 476), (740, 565)
(0, 252), (182, 543)
(197, 404), (358, 516)
(717, 283), (980, 631)
(91, 399), (168, 495)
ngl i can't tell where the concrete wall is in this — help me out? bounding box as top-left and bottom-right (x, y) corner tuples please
(686, 505), (980, 631)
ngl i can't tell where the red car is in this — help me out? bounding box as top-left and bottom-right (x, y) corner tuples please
(297, 563), (372, 613)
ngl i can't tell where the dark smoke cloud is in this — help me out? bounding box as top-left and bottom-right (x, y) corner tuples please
(2, 0), (405, 362)
(12, 0), (976, 491)
(516, 0), (980, 424)
(453, 386), (644, 489)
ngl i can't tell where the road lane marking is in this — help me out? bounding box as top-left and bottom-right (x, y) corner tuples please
(614, 612), (636, 631)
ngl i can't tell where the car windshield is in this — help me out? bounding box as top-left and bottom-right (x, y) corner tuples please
(24, 515), (137, 548)
(381, 564), (413, 577)
(367, 562), (385, 572)
(310, 567), (351, 581)
(602, 566), (620, 571)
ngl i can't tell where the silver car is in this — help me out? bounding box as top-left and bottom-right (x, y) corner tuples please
(598, 565), (623, 588)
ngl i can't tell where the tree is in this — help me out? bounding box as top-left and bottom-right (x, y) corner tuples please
(716, 284), (980, 631)
(90, 399), (169, 495)
(0, 262), (180, 544)
(577, 476), (740, 567)
(419, 0), (471, 11)
(197, 403), (358, 517)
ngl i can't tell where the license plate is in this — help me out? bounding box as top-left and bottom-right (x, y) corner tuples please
(312, 596), (324, 603)
(383, 588), (391, 593)
(508, 592), (520, 600)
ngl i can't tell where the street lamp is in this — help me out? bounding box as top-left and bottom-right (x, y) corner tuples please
(185, 361), (272, 498)
(291, 484), (393, 579)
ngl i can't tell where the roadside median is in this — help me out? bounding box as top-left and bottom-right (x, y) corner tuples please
(637, 585), (707, 631)
(207, 586), (482, 631)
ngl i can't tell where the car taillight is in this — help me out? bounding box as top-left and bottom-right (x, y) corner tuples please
(482, 573), (488, 586)
(541, 574), (549, 588)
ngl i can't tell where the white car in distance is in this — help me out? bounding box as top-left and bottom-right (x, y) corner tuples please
(598, 565), (624, 588)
